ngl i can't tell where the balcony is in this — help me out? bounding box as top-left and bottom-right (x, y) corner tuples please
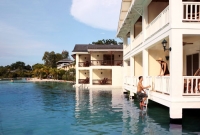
(78, 78), (89, 84)
(124, 76), (200, 96)
(146, 6), (169, 39)
(90, 60), (123, 66)
(183, 2), (200, 22)
(92, 79), (112, 85)
(183, 76), (200, 95)
(78, 61), (90, 67)
(131, 32), (143, 49)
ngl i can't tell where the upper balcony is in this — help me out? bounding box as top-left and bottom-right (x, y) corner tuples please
(78, 52), (123, 67)
(72, 44), (123, 67)
(183, 2), (200, 22)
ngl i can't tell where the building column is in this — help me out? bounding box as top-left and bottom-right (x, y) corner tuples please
(169, 29), (183, 123)
(89, 68), (93, 86)
(123, 37), (128, 48)
(76, 54), (79, 85)
(142, 49), (149, 85)
(169, 0), (182, 29)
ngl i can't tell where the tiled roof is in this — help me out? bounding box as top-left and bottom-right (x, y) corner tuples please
(72, 44), (88, 52)
(72, 44), (123, 52)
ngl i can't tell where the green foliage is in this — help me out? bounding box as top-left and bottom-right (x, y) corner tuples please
(42, 51), (70, 68)
(42, 51), (57, 68)
(62, 50), (69, 59)
(92, 39), (122, 45)
(0, 61), (32, 78)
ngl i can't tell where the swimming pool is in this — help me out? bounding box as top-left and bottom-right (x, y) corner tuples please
(0, 81), (200, 135)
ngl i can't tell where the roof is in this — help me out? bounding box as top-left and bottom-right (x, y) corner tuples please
(72, 44), (88, 52)
(56, 58), (73, 64)
(72, 44), (123, 52)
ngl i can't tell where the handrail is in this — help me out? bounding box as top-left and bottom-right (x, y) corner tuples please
(183, 2), (200, 22)
(183, 76), (200, 95)
(90, 60), (123, 66)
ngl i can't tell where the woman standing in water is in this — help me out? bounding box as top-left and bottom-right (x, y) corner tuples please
(156, 57), (170, 76)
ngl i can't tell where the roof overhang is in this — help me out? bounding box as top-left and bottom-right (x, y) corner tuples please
(87, 49), (123, 52)
(71, 52), (89, 54)
(117, 0), (145, 38)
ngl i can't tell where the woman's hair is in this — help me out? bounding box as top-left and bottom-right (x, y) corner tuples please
(139, 76), (143, 80)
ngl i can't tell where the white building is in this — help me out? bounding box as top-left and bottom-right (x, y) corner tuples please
(117, 0), (200, 124)
(56, 58), (74, 70)
(72, 44), (123, 89)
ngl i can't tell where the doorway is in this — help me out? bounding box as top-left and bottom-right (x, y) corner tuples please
(186, 53), (199, 76)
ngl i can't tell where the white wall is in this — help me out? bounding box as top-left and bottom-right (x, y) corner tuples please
(92, 69), (112, 79)
(148, 49), (169, 76)
(112, 67), (123, 87)
(134, 53), (143, 76)
(79, 54), (90, 62)
(79, 70), (89, 79)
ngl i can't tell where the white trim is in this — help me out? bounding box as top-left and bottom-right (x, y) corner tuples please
(71, 52), (89, 54)
(88, 49), (123, 52)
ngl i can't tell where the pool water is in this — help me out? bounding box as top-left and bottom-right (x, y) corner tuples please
(0, 81), (200, 135)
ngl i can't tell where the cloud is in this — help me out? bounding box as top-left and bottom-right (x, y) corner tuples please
(70, 0), (121, 31)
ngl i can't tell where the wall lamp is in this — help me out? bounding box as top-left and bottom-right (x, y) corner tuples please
(162, 39), (171, 51)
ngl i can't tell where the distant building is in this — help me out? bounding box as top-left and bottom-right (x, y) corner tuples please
(56, 58), (75, 70)
(72, 44), (123, 88)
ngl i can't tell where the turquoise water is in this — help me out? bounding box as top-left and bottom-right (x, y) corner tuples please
(0, 81), (200, 135)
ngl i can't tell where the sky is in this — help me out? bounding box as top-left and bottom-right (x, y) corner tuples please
(0, 0), (121, 66)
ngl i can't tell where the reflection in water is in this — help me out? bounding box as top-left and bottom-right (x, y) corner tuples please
(0, 82), (199, 135)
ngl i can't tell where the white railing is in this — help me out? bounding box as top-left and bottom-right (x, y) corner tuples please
(146, 76), (153, 91)
(183, 76), (200, 95)
(124, 45), (131, 55)
(146, 6), (169, 39)
(131, 32), (143, 49)
(124, 76), (138, 86)
(154, 76), (170, 94)
(124, 76), (170, 95)
(183, 2), (200, 22)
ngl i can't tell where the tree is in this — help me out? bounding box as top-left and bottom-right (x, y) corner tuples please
(10, 61), (25, 70)
(62, 50), (69, 59)
(42, 51), (66, 68)
(42, 51), (57, 68)
(92, 39), (120, 45)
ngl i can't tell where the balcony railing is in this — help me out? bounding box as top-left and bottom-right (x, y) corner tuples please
(79, 78), (89, 84)
(92, 79), (112, 85)
(90, 60), (123, 66)
(131, 32), (143, 49)
(154, 76), (170, 94)
(146, 6), (169, 39)
(79, 61), (90, 67)
(124, 76), (170, 95)
(183, 76), (200, 95)
(183, 2), (200, 22)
